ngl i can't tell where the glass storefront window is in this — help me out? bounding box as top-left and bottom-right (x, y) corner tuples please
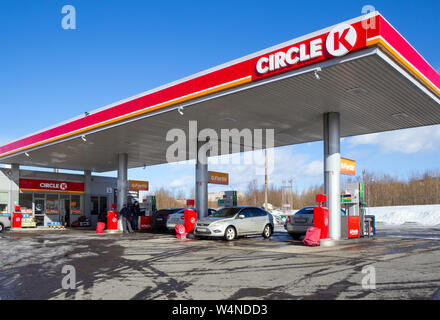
(99, 197), (108, 215)
(0, 192), (8, 213)
(19, 193), (33, 214)
(71, 195), (83, 215)
(46, 194), (59, 215)
(91, 196), (99, 215)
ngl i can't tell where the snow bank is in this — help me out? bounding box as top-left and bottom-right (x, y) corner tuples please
(367, 205), (440, 226)
(270, 205), (440, 226)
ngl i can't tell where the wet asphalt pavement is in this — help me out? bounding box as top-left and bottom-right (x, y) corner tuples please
(0, 225), (439, 300)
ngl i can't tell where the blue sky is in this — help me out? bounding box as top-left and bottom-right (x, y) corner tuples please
(0, 0), (439, 197)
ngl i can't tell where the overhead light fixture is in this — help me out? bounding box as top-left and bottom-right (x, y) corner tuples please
(346, 87), (367, 95)
(81, 135), (87, 142)
(178, 107), (184, 115)
(24, 152), (30, 157)
(220, 117), (237, 122)
(392, 112), (409, 120)
(313, 67), (322, 80)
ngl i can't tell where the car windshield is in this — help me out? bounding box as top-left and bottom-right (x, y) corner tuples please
(209, 207), (241, 218)
(156, 209), (181, 215)
(295, 207), (314, 215)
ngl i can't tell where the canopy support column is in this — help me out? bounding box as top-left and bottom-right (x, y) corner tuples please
(84, 170), (92, 218)
(324, 112), (341, 240)
(117, 153), (128, 212)
(196, 140), (208, 219)
(9, 164), (19, 213)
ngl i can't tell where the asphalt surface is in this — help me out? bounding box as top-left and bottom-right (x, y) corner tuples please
(0, 224), (439, 300)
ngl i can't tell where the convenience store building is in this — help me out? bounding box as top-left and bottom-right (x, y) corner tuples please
(0, 166), (117, 227)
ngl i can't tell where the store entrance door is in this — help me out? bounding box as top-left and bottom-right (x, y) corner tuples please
(34, 198), (45, 226)
(60, 197), (71, 227)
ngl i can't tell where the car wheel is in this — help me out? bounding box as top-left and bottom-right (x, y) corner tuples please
(0, 223), (4, 233)
(224, 226), (236, 241)
(262, 224), (272, 238)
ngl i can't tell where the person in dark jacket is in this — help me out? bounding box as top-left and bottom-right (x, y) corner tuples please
(119, 204), (133, 233)
(131, 201), (141, 230)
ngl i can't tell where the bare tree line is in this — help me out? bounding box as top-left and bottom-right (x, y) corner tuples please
(360, 170), (440, 207)
(240, 180), (324, 209)
(153, 170), (440, 210)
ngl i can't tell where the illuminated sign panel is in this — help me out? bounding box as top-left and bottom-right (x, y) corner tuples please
(208, 172), (229, 185)
(19, 179), (84, 193)
(129, 180), (149, 191)
(341, 158), (356, 176)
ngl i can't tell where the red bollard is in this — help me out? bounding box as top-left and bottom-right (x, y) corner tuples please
(184, 209), (197, 233)
(313, 194), (329, 239)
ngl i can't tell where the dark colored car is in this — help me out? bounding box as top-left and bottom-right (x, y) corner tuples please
(285, 206), (346, 240)
(152, 208), (184, 230)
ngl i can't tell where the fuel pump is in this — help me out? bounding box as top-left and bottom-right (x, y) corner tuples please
(142, 195), (157, 216)
(139, 195), (156, 230)
(340, 182), (365, 238)
(223, 191), (238, 207)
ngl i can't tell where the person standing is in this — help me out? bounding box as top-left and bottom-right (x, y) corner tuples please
(119, 204), (133, 233)
(131, 201), (140, 230)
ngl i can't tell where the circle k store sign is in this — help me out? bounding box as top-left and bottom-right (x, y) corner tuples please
(254, 23), (362, 78)
(19, 178), (85, 193)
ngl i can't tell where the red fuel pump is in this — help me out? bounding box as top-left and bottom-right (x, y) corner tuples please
(106, 203), (118, 231)
(12, 206), (22, 229)
(184, 208), (197, 233)
(313, 194), (329, 239)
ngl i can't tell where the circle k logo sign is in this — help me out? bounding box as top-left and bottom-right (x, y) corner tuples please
(255, 23), (359, 76)
(325, 23), (357, 57)
(60, 183), (68, 191)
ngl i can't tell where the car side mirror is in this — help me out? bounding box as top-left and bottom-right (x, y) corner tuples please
(238, 214), (245, 219)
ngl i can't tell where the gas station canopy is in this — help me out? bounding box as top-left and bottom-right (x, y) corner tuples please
(1, 12), (439, 172)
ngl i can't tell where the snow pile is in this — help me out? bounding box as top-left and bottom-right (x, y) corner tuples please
(368, 205), (440, 226)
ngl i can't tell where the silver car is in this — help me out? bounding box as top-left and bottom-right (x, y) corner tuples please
(0, 213), (11, 232)
(194, 206), (274, 241)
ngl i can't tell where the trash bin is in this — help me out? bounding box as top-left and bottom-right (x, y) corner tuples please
(175, 224), (186, 239)
(12, 206), (22, 229)
(107, 210), (118, 231)
(184, 209), (197, 233)
(96, 222), (105, 233)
